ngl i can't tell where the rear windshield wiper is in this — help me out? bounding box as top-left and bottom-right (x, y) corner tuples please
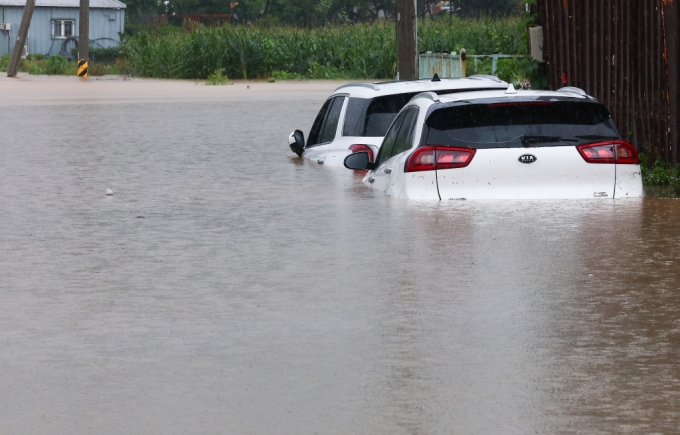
(520, 135), (578, 147)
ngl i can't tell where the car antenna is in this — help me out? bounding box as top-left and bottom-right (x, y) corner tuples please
(432, 73), (441, 82)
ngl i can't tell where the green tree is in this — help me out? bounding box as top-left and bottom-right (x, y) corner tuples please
(125, 0), (163, 22)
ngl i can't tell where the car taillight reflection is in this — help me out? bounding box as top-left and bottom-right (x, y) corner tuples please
(348, 144), (374, 162)
(577, 140), (639, 164)
(406, 146), (476, 172)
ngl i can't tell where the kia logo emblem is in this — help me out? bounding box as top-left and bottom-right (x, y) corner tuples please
(518, 154), (538, 164)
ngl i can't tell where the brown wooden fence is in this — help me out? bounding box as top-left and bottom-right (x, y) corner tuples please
(538, 0), (679, 164)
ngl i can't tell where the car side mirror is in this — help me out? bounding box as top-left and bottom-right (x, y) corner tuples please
(288, 130), (305, 156)
(344, 152), (376, 170)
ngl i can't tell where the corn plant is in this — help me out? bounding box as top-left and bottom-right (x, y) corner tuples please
(127, 18), (527, 80)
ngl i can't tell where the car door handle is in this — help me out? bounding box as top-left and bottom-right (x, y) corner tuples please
(368, 176), (375, 183)
(384, 168), (392, 174)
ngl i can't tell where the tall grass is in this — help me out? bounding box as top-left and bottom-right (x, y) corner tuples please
(128, 17), (527, 80)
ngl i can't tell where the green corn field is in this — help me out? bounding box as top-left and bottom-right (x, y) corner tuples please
(127, 17), (529, 81)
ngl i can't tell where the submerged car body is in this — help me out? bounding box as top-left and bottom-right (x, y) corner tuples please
(288, 76), (509, 167)
(343, 86), (644, 200)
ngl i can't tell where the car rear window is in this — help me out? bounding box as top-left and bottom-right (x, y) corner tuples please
(343, 94), (418, 137)
(425, 101), (620, 149)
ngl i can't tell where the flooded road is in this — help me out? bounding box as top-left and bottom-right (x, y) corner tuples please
(1, 76), (679, 434)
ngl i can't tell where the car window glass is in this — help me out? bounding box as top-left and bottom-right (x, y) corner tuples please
(364, 93), (418, 137)
(426, 101), (619, 149)
(342, 98), (367, 136)
(307, 99), (332, 147)
(375, 110), (408, 167)
(317, 96), (345, 145)
(391, 108), (419, 158)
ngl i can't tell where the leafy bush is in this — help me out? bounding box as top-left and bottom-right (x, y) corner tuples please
(88, 63), (108, 76)
(26, 53), (45, 61)
(271, 70), (304, 80)
(105, 59), (134, 75)
(17, 54), (76, 75)
(28, 64), (45, 75)
(0, 54), (10, 71)
(495, 57), (547, 89)
(44, 55), (71, 74)
(205, 68), (233, 85)
(639, 153), (680, 196)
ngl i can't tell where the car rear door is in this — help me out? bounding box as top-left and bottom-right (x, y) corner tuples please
(427, 100), (619, 200)
(367, 109), (410, 192)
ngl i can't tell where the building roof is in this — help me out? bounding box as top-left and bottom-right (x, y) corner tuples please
(0, 0), (126, 8)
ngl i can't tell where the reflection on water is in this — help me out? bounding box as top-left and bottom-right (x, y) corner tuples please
(1, 95), (679, 434)
(645, 184), (679, 198)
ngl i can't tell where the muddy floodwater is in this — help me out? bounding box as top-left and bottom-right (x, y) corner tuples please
(1, 76), (679, 434)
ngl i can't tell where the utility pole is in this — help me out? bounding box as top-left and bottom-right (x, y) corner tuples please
(6, 0), (36, 77)
(78, 0), (89, 77)
(396, 0), (418, 80)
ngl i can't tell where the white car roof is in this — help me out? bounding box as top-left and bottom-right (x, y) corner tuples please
(409, 87), (592, 107)
(435, 88), (590, 103)
(331, 75), (509, 99)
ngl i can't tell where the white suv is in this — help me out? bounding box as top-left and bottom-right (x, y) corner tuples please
(288, 76), (509, 167)
(343, 86), (644, 199)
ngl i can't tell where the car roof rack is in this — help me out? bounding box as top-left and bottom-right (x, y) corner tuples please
(334, 82), (380, 92)
(556, 86), (588, 97)
(467, 74), (504, 83)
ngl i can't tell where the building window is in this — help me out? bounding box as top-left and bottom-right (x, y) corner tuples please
(52, 19), (75, 39)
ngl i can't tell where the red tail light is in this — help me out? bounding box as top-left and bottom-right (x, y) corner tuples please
(406, 146), (476, 172)
(614, 141), (639, 164)
(577, 140), (639, 164)
(349, 144), (374, 162)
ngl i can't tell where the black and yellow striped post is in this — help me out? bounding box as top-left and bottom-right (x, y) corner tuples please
(77, 60), (88, 78)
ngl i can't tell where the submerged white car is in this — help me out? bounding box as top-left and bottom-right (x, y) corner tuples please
(343, 86), (644, 199)
(288, 76), (510, 167)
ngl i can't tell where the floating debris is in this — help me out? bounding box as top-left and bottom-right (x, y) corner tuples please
(136, 216), (145, 219)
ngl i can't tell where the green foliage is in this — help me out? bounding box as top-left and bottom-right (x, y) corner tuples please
(0, 54), (10, 71)
(44, 55), (71, 75)
(124, 23), (186, 37)
(28, 64), (45, 75)
(90, 47), (123, 64)
(639, 153), (680, 196)
(205, 68), (233, 85)
(124, 0), (164, 23)
(271, 70), (304, 80)
(160, 0), (395, 25)
(127, 18), (529, 80)
(26, 53), (46, 61)
(17, 54), (76, 75)
(451, 0), (519, 17)
(88, 63), (109, 76)
(494, 57), (547, 89)
(419, 16), (526, 54)
(70, 46), (125, 64)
